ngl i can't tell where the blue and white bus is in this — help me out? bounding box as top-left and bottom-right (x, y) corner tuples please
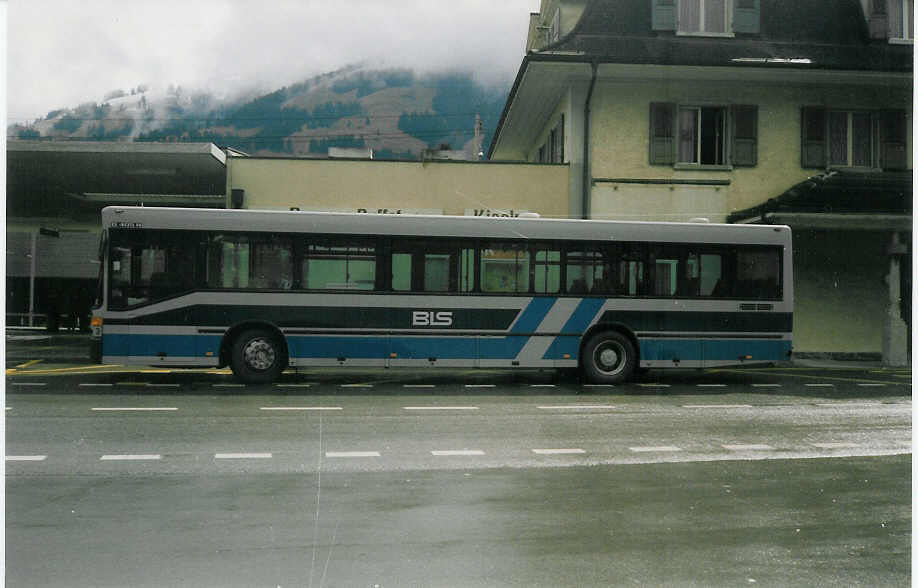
(91, 206), (793, 384)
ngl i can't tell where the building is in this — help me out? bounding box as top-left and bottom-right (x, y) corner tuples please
(6, 141), (228, 328)
(488, 0), (912, 363)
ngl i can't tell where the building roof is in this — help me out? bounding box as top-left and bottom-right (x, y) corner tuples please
(7, 140), (229, 219)
(726, 170), (913, 230)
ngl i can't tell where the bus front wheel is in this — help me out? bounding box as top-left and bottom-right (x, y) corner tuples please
(230, 328), (286, 384)
(583, 331), (636, 384)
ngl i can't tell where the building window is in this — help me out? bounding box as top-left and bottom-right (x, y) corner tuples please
(678, 106), (726, 165)
(537, 116), (565, 163)
(650, 103), (756, 167)
(802, 107), (908, 170)
(889, 0), (914, 40)
(679, 0), (730, 34)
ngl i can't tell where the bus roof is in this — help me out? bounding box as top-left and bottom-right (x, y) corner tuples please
(101, 206), (791, 246)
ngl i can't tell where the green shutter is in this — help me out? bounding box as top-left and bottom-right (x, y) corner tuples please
(733, 0), (760, 34)
(879, 110), (908, 170)
(800, 107), (826, 169)
(649, 102), (676, 165)
(731, 105), (758, 167)
(652, 0), (677, 31)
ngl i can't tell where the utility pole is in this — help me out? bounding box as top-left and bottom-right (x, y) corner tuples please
(474, 113), (483, 160)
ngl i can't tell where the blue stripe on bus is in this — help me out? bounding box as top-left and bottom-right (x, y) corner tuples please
(510, 297), (557, 333)
(542, 298), (606, 360)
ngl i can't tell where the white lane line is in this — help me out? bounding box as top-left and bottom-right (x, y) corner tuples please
(91, 407), (178, 412)
(856, 383), (887, 387)
(683, 404), (753, 409)
(325, 451), (381, 458)
(213, 384), (245, 388)
(629, 446), (682, 452)
(340, 383), (373, 388)
(146, 384), (180, 388)
(816, 402), (882, 408)
(696, 384), (727, 388)
(431, 450), (485, 456)
(404, 406), (480, 411)
(811, 442), (861, 449)
(638, 384), (671, 388)
(403, 384), (436, 388)
(537, 405), (615, 410)
(79, 383), (114, 387)
(6, 455), (47, 461)
(530, 384), (556, 388)
(276, 383), (314, 388)
(582, 384), (614, 388)
(722, 444), (775, 451)
(214, 453), (273, 459)
(465, 384), (495, 388)
(11, 382), (47, 386)
(260, 406), (343, 411)
(100, 454), (162, 461)
(532, 448), (586, 455)
(805, 383), (835, 387)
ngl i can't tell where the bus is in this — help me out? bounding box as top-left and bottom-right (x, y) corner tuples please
(90, 206), (793, 384)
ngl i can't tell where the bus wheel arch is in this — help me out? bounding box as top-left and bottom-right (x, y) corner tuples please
(579, 325), (639, 384)
(222, 322), (289, 384)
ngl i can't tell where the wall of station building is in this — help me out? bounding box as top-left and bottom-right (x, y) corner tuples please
(226, 157), (571, 218)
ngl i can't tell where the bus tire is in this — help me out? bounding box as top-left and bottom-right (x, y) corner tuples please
(230, 328), (286, 385)
(583, 331), (636, 385)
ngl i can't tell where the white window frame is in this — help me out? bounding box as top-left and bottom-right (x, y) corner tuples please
(827, 110), (879, 169)
(677, 0), (734, 37)
(676, 105), (728, 167)
(890, 0), (914, 41)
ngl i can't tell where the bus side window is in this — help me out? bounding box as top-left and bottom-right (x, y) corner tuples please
(481, 242), (529, 293)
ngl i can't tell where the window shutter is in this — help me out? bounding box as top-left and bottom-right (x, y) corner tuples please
(733, 0), (760, 34)
(879, 110), (908, 170)
(731, 105), (758, 167)
(800, 106), (827, 169)
(649, 102), (676, 165)
(652, 0), (677, 31)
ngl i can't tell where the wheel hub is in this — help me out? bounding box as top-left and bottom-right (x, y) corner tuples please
(243, 338), (275, 371)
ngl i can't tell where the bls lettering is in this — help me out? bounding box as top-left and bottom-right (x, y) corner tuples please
(411, 311), (454, 327)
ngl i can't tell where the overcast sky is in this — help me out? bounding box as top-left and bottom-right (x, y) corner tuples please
(6, 0), (542, 124)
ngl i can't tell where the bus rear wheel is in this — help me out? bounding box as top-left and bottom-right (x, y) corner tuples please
(230, 328), (286, 384)
(583, 331), (636, 385)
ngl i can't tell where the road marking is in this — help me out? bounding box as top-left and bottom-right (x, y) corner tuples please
(465, 384), (495, 388)
(638, 383), (671, 388)
(10, 382), (47, 386)
(431, 450), (485, 456)
(805, 383), (835, 387)
(723, 444), (775, 451)
(6, 455), (47, 461)
(582, 384), (614, 388)
(213, 383), (245, 388)
(629, 446), (682, 452)
(260, 406), (343, 411)
(856, 383), (887, 387)
(325, 451), (381, 458)
(696, 384), (727, 388)
(683, 404), (752, 409)
(340, 383), (373, 388)
(146, 383), (180, 388)
(537, 404), (615, 410)
(140, 369), (172, 373)
(214, 453), (272, 459)
(275, 383), (314, 388)
(532, 448), (586, 455)
(403, 384), (436, 388)
(716, 368), (905, 386)
(811, 442), (861, 449)
(404, 406), (480, 411)
(91, 407), (178, 412)
(530, 384), (556, 388)
(15, 359), (44, 369)
(816, 402), (882, 408)
(5, 365), (114, 375)
(79, 383), (113, 387)
(100, 454), (162, 461)
(752, 384), (782, 387)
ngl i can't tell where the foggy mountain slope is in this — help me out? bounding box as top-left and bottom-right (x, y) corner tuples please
(9, 67), (510, 160)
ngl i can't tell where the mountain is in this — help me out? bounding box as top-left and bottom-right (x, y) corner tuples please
(9, 66), (510, 160)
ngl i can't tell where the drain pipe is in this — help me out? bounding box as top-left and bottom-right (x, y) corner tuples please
(582, 61), (598, 219)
